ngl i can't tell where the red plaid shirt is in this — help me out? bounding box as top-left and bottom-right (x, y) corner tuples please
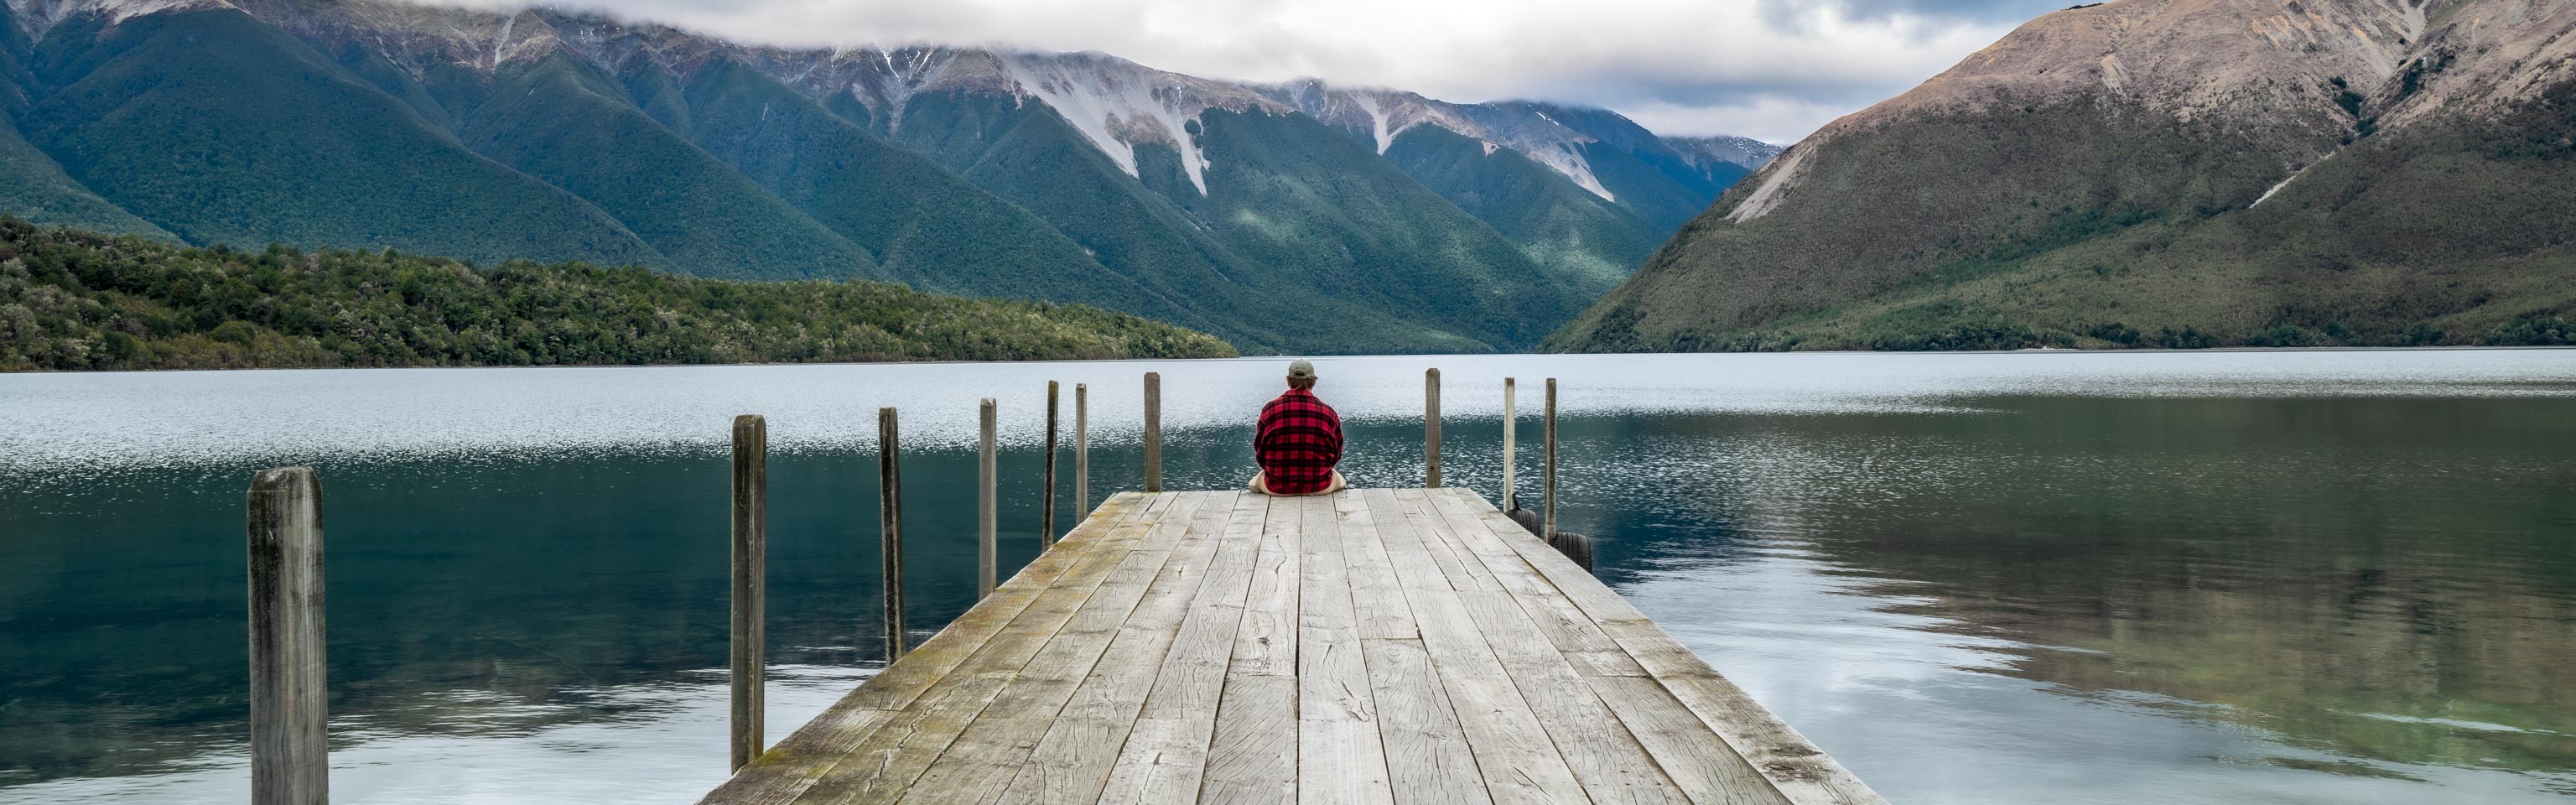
(1256, 387), (1343, 494)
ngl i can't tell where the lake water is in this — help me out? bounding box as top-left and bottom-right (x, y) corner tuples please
(3, 351), (2573, 804)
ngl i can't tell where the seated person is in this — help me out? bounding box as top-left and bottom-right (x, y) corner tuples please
(1250, 360), (1348, 496)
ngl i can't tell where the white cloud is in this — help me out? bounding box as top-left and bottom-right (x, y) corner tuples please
(454, 0), (2041, 143)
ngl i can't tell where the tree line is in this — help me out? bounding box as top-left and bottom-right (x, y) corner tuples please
(0, 220), (1237, 371)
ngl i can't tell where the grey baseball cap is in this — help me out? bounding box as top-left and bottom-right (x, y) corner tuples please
(1286, 360), (1317, 380)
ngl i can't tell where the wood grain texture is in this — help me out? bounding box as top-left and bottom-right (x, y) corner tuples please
(1144, 371), (1162, 492)
(1337, 492), (1418, 640)
(992, 492), (1237, 804)
(1141, 494), (1268, 720)
(1097, 718), (1217, 804)
(1202, 675), (1297, 805)
(1044, 381), (1058, 547)
(734, 415), (768, 771)
(247, 466), (328, 805)
(979, 398), (998, 600)
(880, 408), (909, 662)
(699, 490), (1883, 805)
(1296, 495), (1373, 724)
(1361, 639), (1490, 805)
(1424, 368), (1441, 488)
(1231, 495), (1304, 678)
(1583, 677), (1789, 805)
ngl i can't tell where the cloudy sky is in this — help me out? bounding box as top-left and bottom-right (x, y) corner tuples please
(467, 0), (2076, 143)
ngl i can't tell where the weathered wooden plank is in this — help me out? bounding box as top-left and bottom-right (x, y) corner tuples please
(1361, 490), (1456, 596)
(1423, 492), (1644, 678)
(1450, 590), (1688, 805)
(1301, 718), (1394, 805)
(699, 709), (898, 805)
(1582, 677), (1789, 805)
(771, 498), (1173, 805)
(893, 717), (1051, 805)
(1437, 676), (1590, 805)
(1439, 488), (1648, 626)
(1393, 490), (1497, 591)
(1141, 494), (1269, 720)
(1360, 639), (1491, 805)
(780, 672), (1016, 805)
(1358, 495), (1504, 681)
(1201, 675), (1297, 805)
(1359, 495), (1582, 805)
(848, 494), (1151, 712)
(1297, 493), (1392, 804)
(1337, 492), (1418, 640)
(1232, 495), (1304, 678)
(1297, 494), (1374, 724)
(979, 493), (1207, 719)
(988, 492), (1236, 804)
(1595, 622), (1885, 805)
(1437, 489), (1882, 805)
(1093, 718), (1216, 804)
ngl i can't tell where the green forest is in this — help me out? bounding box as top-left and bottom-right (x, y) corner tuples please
(0, 219), (1236, 371)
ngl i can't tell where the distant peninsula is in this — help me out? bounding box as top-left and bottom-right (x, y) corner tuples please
(0, 220), (1237, 371)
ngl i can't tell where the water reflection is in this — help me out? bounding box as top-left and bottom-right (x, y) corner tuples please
(1584, 396), (2576, 802)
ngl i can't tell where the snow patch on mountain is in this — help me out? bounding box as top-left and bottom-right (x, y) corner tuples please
(991, 52), (1278, 195)
(7, 0), (237, 37)
(1264, 80), (1621, 201)
(1353, 93), (1394, 154)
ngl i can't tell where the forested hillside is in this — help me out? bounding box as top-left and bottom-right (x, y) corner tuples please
(0, 220), (1236, 371)
(0, 0), (1775, 355)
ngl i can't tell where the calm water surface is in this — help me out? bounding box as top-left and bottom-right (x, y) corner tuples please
(3, 351), (2573, 804)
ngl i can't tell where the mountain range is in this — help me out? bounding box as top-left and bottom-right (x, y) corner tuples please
(0, 0), (1779, 355)
(1550, 0), (2576, 351)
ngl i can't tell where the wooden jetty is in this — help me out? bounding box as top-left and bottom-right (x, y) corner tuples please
(234, 371), (1882, 805)
(696, 486), (1883, 805)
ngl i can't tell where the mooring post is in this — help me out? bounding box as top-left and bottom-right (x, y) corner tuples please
(1043, 381), (1059, 548)
(1544, 379), (1558, 540)
(730, 414), (767, 771)
(979, 397), (998, 600)
(247, 466), (327, 805)
(1074, 384), (1088, 517)
(1426, 367), (1442, 488)
(878, 407), (906, 661)
(1143, 371), (1162, 493)
(1503, 377), (1517, 511)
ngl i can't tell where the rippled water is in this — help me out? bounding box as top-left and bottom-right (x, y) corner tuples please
(3, 351), (2573, 803)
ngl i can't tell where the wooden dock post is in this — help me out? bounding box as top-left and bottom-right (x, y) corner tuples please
(1544, 379), (1557, 540)
(1425, 367), (1442, 488)
(1043, 382), (1059, 548)
(878, 408), (906, 661)
(1143, 371), (1162, 492)
(730, 415), (766, 771)
(1503, 377), (1517, 511)
(1074, 384), (1088, 517)
(979, 397), (998, 600)
(247, 467), (327, 805)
